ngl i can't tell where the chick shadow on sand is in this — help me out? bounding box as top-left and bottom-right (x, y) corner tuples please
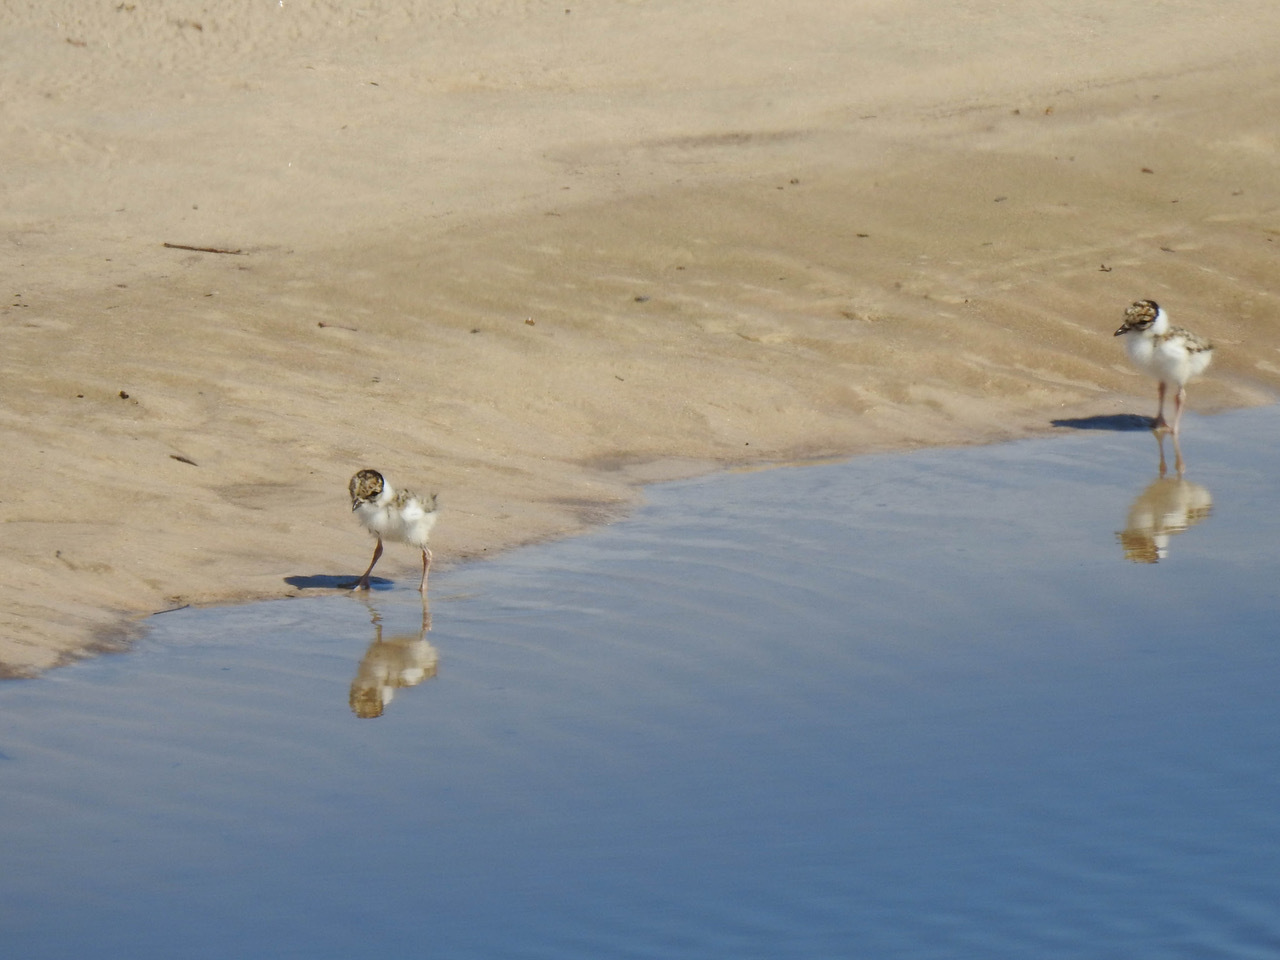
(284, 573), (395, 591)
(1115, 430), (1213, 564)
(1052, 413), (1156, 432)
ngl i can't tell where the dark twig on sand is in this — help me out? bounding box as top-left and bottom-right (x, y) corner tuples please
(162, 242), (244, 255)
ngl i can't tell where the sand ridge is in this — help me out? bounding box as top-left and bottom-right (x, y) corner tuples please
(3, 1), (1280, 675)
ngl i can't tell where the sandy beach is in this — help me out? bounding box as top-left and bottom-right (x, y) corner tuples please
(3, 0), (1279, 677)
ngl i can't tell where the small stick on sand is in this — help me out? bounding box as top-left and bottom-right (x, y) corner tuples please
(162, 242), (244, 255)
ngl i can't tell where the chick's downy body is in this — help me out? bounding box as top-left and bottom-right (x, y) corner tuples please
(349, 469), (438, 592)
(1114, 299), (1213, 433)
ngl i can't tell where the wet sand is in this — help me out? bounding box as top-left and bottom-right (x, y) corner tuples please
(3, 1), (1280, 675)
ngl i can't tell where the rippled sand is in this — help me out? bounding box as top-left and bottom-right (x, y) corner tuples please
(3, 1), (1280, 674)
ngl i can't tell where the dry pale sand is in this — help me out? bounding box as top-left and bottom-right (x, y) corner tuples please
(3, 1), (1280, 676)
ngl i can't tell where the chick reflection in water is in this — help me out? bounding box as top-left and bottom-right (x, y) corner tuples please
(350, 603), (439, 719)
(1117, 433), (1212, 564)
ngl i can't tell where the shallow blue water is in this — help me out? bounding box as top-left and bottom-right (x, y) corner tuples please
(2, 409), (1279, 959)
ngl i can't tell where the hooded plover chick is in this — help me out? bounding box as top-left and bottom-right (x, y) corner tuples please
(349, 468), (439, 592)
(1113, 299), (1213, 434)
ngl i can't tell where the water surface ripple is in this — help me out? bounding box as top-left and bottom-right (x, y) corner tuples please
(2, 409), (1279, 958)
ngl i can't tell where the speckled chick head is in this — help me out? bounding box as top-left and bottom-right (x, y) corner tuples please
(1115, 299), (1160, 336)
(349, 469), (386, 510)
